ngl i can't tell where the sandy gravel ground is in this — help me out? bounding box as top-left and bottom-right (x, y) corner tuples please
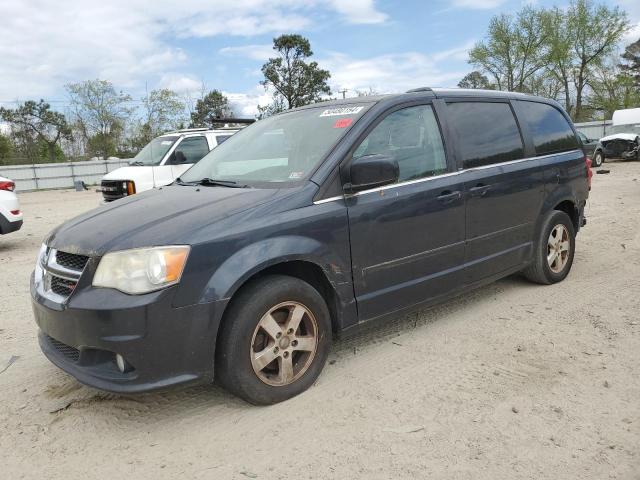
(1, 162), (639, 480)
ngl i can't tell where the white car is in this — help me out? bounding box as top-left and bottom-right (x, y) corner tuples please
(0, 176), (23, 235)
(99, 124), (251, 202)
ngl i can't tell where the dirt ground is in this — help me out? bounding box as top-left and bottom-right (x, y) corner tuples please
(1, 162), (639, 480)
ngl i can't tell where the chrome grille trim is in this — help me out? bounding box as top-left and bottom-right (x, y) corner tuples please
(35, 247), (89, 303)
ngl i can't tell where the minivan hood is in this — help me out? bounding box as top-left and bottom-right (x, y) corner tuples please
(47, 185), (287, 255)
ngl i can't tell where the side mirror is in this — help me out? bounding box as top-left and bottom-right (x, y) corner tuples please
(344, 154), (399, 193)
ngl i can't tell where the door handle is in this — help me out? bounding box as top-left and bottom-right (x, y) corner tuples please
(469, 184), (491, 197)
(437, 190), (462, 204)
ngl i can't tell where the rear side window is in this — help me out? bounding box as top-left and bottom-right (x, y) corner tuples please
(517, 101), (579, 155)
(447, 102), (524, 169)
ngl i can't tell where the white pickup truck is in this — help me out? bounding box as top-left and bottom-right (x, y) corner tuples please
(99, 124), (251, 202)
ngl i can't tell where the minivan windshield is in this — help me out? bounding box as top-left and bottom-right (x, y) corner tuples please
(180, 104), (371, 186)
(130, 136), (178, 166)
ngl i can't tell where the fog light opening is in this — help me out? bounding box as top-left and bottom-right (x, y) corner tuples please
(115, 354), (132, 373)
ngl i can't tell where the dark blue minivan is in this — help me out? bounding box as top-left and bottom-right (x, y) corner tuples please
(31, 88), (590, 404)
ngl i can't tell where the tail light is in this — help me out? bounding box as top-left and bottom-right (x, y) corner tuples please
(10, 210), (20, 215)
(585, 156), (592, 190)
(0, 180), (15, 192)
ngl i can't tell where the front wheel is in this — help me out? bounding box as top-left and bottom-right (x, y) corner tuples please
(592, 151), (604, 167)
(523, 210), (576, 285)
(215, 275), (332, 405)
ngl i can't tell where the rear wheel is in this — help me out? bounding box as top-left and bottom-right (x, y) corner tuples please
(593, 151), (604, 167)
(523, 210), (576, 285)
(215, 275), (332, 405)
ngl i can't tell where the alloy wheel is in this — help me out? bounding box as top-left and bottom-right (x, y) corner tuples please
(250, 301), (318, 386)
(547, 224), (570, 273)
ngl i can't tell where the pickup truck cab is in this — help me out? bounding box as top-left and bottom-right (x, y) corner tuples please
(100, 125), (249, 202)
(32, 88), (590, 404)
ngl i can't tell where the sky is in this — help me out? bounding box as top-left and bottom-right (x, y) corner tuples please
(0, 0), (638, 117)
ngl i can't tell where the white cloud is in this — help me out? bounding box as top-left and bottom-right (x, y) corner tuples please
(225, 86), (274, 117)
(450, 0), (507, 9)
(320, 48), (471, 94)
(0, 0), (388, 101)
(326, 0), (388, 24)
(219, 44), (275, 61)
(158, 74), (204, 94)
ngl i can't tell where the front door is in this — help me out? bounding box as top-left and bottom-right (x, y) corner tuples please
(346, 104), (466, 321)
(444, 100), (544, 283)
(166, 136), (211, 183)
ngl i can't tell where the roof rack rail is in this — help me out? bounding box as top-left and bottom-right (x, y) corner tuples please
(406, 87), (433, 93)
(172, 127), (209, 133)
(213, 118), (255, 125)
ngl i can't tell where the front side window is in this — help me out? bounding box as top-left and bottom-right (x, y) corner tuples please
(130, 136), (178, 166)
(447, 102), (524, 169)
(517, 101), (579, 155)
(181, 104), (371, 186)
(353, 105), (447, 183)
(170, 136), (209, 164)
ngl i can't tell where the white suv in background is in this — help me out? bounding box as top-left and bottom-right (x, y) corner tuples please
(99, 123), (252, 202)
(0, 175), (23, 235)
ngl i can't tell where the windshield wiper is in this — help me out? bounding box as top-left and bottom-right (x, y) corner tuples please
(198, 178), (249, 188)
(174, 177), (197, 186)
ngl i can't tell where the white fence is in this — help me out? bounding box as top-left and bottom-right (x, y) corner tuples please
(574, 120), (640, 140)
(573, 120), (614, 140)
(0, 159), (130, 192)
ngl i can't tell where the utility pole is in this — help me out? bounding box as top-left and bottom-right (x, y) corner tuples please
(339, 89), (348, 99)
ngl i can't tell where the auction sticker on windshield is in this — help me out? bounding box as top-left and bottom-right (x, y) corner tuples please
(319, 107), (364, 117)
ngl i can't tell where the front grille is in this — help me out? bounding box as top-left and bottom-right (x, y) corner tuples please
(50, 276), (76, 297)
(48, 336), (80, 362)
(101, 180), (126, 202)
(41, 249), (88, 301)
(55, 251), (89, 271)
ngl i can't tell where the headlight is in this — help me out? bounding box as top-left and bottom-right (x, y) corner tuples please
(93, 246), (190, 294)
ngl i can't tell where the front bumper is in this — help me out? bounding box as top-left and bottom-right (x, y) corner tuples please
(31, 274), (228, 393)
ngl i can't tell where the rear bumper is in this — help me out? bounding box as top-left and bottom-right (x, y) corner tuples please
(0, 216), (22, 235)
(31, 274), (228, 394)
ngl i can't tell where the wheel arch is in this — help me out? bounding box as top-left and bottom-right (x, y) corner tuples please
(204, 235), (356, 337)
(536, 191), (580, 241)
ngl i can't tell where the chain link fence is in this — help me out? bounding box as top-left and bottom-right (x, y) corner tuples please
(0, 158), (130, 191)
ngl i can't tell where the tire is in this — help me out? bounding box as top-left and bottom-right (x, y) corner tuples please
(523, 210), (576, 285)
(592, 151), (604, 167)
(215, 275), (332, 405)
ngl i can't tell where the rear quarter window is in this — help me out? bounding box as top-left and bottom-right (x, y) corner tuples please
(516, 101), (579, 155)
(446, 102), (524, 169)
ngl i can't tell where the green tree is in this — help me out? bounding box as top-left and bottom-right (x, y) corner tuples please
(0, 134), (13, 163)
(468, 6), (550, 92)
(458, 71), (494, 89)
(189, 90), (233, 128)
(546, 6), (575, 114)
(261, 34), (331, 110)
(66, 79), (134, 158)
(620, 38), (640, 88)
(142, 88), (186, 140)
(589, 59), (640, 119)
(0, 100), (71, 163)
(566, 0), (629, 121)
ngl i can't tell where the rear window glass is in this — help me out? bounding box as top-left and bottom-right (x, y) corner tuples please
(517, 101), (579, 155)
(447, 102), (524, 169)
